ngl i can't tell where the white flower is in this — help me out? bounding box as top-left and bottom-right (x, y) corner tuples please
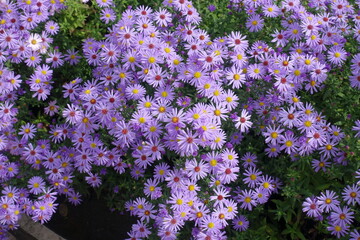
(27, 33), (43, 51)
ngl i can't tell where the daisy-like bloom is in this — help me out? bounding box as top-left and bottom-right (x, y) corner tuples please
(243, 167), (262, 188)
(27, 33), (43, 51)
(306, 129), (326, 148)
(100, 8), (116, 24)
(25, 51), (41, 67)
(126, 84), (146, 100)
(225, 66), (245, 89)
(330, 206), (354, 226)
(45, 21), (59, 35)
(0, 101), (16, 121)
(130, 166), (145, 180)
(342, 184), (360, 206)
(246, 14), (264, 32)
(163, 214), (184, 232)
(28, 176), (45, 195)
(301, 17), (319, 36)
(221, 148), (238, 167)
(317, 190), (340, 212)
(271, 30), (288, 47)
(19, 123), (36, 141)
(349, 74), (360, 89)
(153, 8), (171, 27)
(198, 51), (220, 70)
(62, 104), (82, 125)
(350, 53), (360, 73)
(133, 150), (154, 169)
(232, 215), (249, 231)
(68, 191), (82, 206)
(222, 89), (239, 111)
(327, 223), (349, 238)
(100, 43), (119, 64)
(327, 46), (347, 66)
(311, 157), (330, 172)
(263, 4), (280, 17)
(190, 202), (210, 226)
(257, 175), (274, 193)
(319, 139), (339, 159)
(64, 49), (80, 65)
(352, 120), (360, 137)
(241, 152), (258, 168)
(200, 215), (222, 235)
(210, 186), (230, 208)
(227, 31), (249, 52)
(265, 144), (281, 157)
(279, 131), (298, 155)
(234, 109), (253, 132)
(145, 65), (167, 88)
(46, 50), (64, 68)
(44, 100), (59, 116)
(217, 163), (239, 184)
(166, 169), (185, 190)
(253, 187), (270, 204)
(237, 189), (257, 211)
(350, 229), (360, 240)
(356, 169), (360, 185)
(302, 197), (323, 218)
(177, 130), (199, 156)
(247, 63), (265, 80)
(96, 0), (113, 7)
(132, 220), (151, 238)
(263, 125), (284, 145)
(185, 159), (209, 181)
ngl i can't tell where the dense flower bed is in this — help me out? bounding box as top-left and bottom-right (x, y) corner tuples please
(0, 0), (359, 239)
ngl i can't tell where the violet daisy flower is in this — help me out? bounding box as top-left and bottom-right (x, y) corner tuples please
(177, 130), (199, 157)
(237, 189), (257, 211)
(162, 214), (184, 232)
(246, 14), (264, 32)
(302, 197), (323, 218)
(311, 157), (330, 172)
(64, 49), (80, 65)
(327, 46), (347, 66)
(100, 8), (116, 24)
(232, 215), (249, 231)
(19, 123), (36, 141)
(350, 229), (360, 240)
(217, 163), (239, 184)
(330, 205), (354, 226)
(327, 223), (349, 238)
(243, 167), (262, 188)
(234, 109), (253, 132)
(200, 215), (221, 235)
(227, 31), (249, 51)
(185, 159), (209, 181)
(45, 21), (59, 35)
(352, 120), (360, 137)
(28, 176), (45, 195)
(210, 186), (230, 208)
(342, 184), (360, 206)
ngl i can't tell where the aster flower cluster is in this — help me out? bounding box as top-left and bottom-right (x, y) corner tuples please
(302, 174), (360, 239)
(0, 0), (70, 237)
(229, 0), (360, 90)
(125, 152), (281, 239)
(0, 0), (358, 239)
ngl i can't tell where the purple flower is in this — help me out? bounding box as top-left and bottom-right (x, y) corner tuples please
(208, 5), (216, 12)
(342, 184), (360, 206)
(302, 197), (323, 218)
